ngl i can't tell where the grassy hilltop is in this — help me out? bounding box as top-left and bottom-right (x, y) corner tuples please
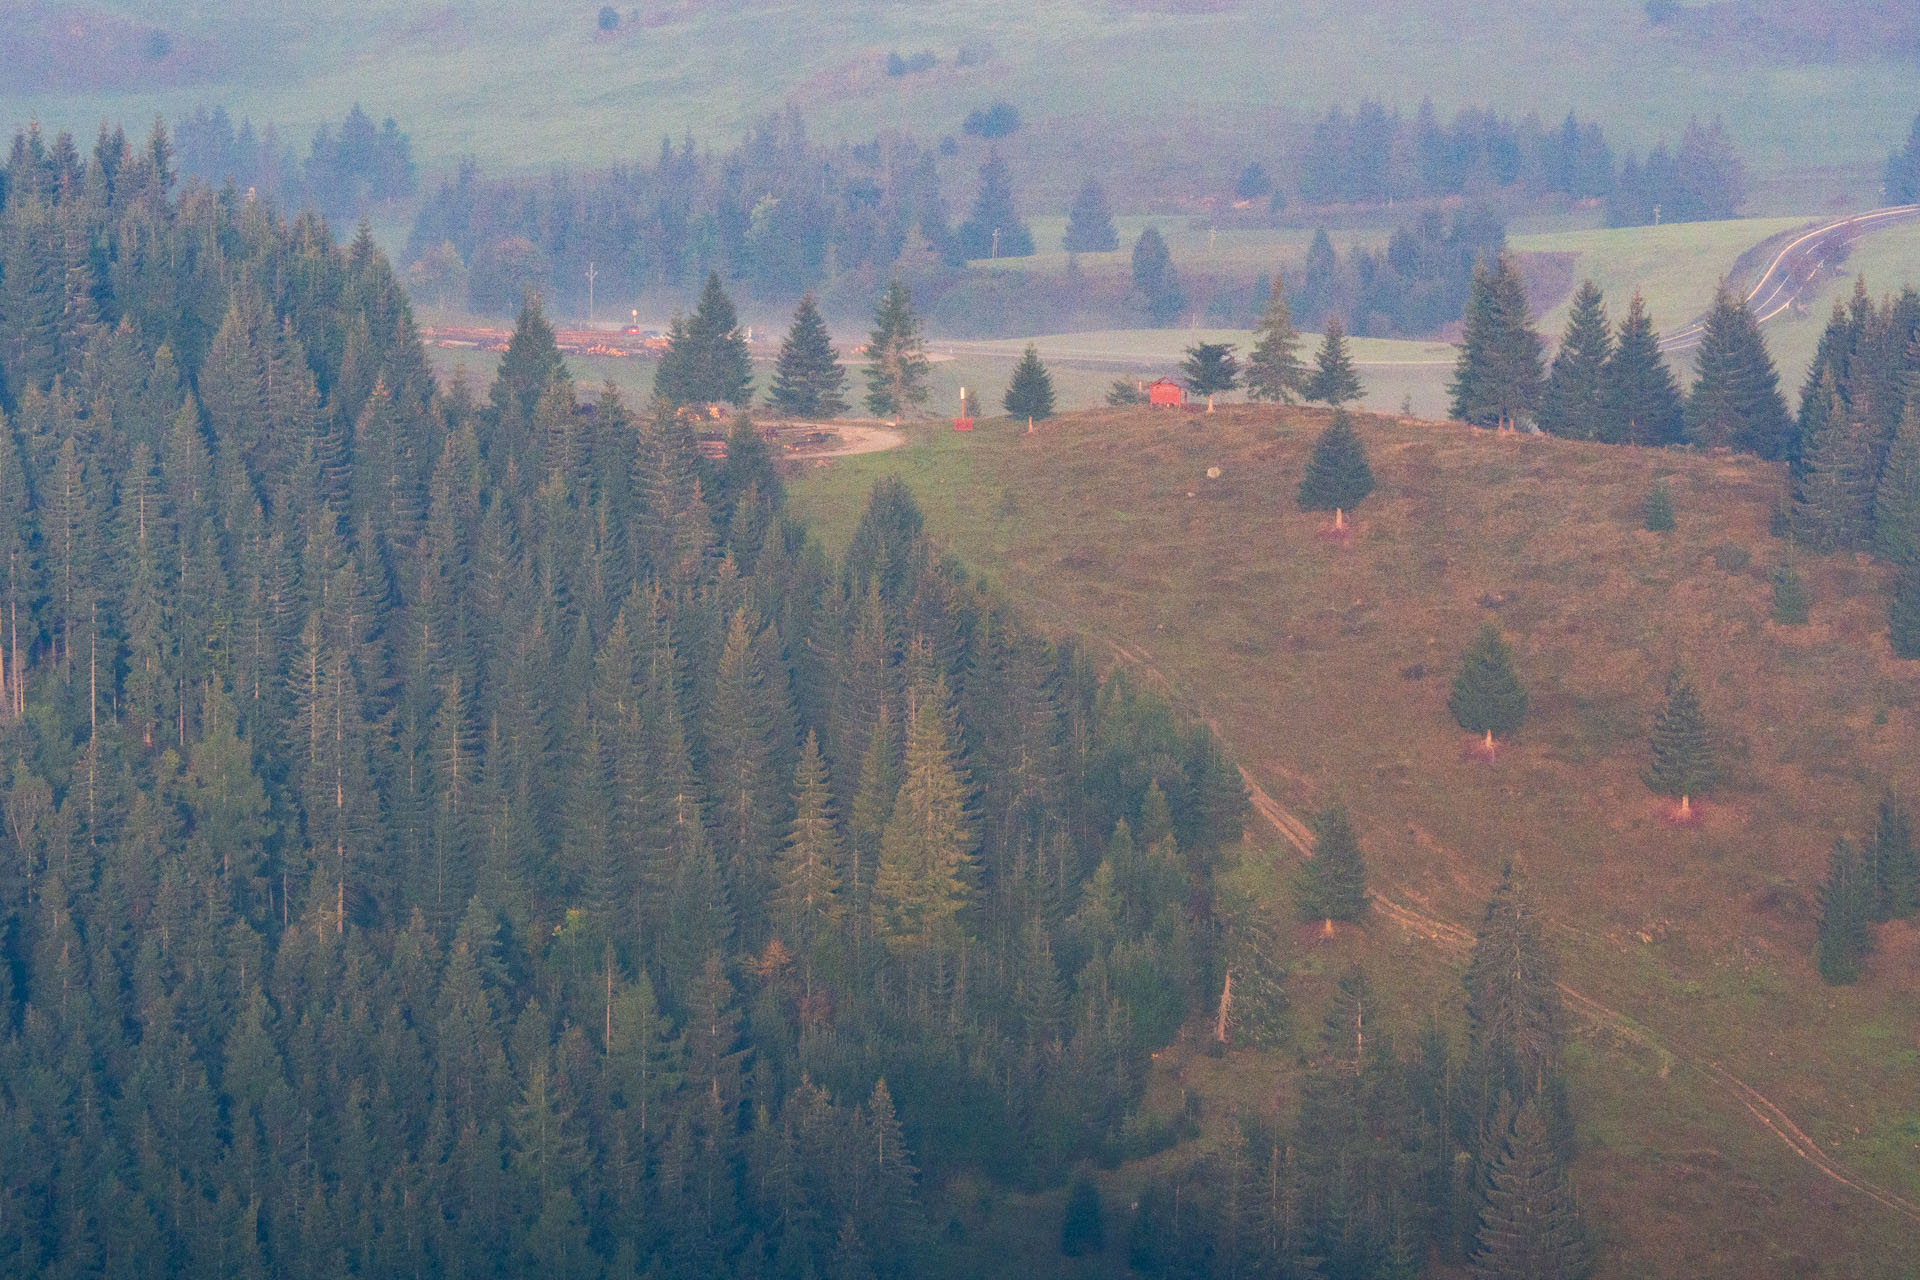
(788, 406), (1920, 1279)
(3, 0), (1915, 209)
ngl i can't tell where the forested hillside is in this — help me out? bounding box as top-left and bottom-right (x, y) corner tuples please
(0, 126), (1281, 1275)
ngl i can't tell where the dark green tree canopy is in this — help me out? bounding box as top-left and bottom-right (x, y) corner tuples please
(655, 270), (753, 407)
(1296, 409), (1376, 512)
(1601, 292), (1684, 446)
(1815, 837), (1873, 985)
(1684, 284), (1790, 457)
(1645, 670), (1715, 799)
(864, 278), (931, 419)
(1472, 1100), (1590, 1280)
(1538, 280), (1611, 440)
(1245, 278), (1307, 404)
(1449, 252), (1545, 429)
(1003, 343), (1056, 420)
(769, 292), (848, 419)
(1298, 802), (1367, 922)
(1062, 179), (1118, 253)
(1305, 317), (1363, 406)
(1131, 227), (1185, 326)
(1180, 342), (1239, 397)
(955, 150), (1033, 260)
(1448, 624), (1529, 738)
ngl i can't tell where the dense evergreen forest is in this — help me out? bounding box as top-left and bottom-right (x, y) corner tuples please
(0, 120), (1600, 1279)
(1293, 101), (1746, 227)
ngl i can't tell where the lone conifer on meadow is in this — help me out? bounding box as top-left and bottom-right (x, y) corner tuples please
(1815, 837), (1872, 985)
(769, 293), (847, 419)
(1449, 625), (1528, 740)
(1771, 557), (1809, 625)
(1305, 317), (1362, 407)
(1645, 671), (1713, 803)
(1539, 280), (1611, 440)
(1297, 408), (1374, 513)
(1869, 795), (1918, 922)
(1003, 343), (1055, 420)
(1245, 278), (1307, 404)
(1298, 803), (1367, 922)
(1642, 479), (1675, 531)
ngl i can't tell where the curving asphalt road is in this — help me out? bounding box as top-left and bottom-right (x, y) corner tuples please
(1659, 203), (1920, 353)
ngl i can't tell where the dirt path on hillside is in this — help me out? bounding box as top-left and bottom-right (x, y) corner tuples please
(769, 422), (905, 460)
(1098, 633), (1920, 1226)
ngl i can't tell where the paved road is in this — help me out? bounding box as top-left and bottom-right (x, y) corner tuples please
(1659, 204), (1920, 353)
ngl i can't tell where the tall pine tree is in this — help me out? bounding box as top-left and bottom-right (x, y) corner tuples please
(1449, 253), (1544, 430)
(1600, 292), (1683, 446)
(1245, 278), (1308, 404)
(864, 280), (930, 420)
(769, 293), (847, 419)
(1305, 318), (1362, 407)
(1538, 281), (1611, 440)
(1684, 284), (1790, 457)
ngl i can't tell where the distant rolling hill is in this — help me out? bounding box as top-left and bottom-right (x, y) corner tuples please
(2, 0), (1914, 212)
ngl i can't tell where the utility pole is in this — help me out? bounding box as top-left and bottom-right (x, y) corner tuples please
(586, 261), (597, 325)
(991, 227), (1000, 259)
(1653, 204), (1661, 226)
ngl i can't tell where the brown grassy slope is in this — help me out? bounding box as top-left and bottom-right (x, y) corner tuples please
(789, 407), (1920, 1279)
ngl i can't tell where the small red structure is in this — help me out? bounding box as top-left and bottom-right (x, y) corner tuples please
(953, 417), (974, 432)
(1147, 378), (1185, 409)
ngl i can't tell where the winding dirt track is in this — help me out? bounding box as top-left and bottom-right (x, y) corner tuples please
(1098, 636), (1920, 1226)
(1659, 204), (1920, 353)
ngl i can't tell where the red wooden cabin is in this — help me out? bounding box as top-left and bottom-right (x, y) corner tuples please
(1147, 378), (1185, 408)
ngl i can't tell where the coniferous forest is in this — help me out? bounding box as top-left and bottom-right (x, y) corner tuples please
(0, 122), (1294, 1276)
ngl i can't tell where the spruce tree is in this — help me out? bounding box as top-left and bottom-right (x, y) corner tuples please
(1245, 278), (1308, 404)
(1538, 281), (1611, 440)
(1296, 409), (1375, 513)
(955, 151), (1033, 259)
(1869, 795), (1918, 922)
(1793, 376), (1875, 552)
(1471, 1101), (1590, 1280)
(1872, 392), (1920, 566)
(1298, 803), (1367, 922)
(1814, 837), (1872, 985)
(1642, 479), (1675, 532)
(1684, 284), (1790, 457)
(1448, 624), (1528, 740)
(1600, 293), (1684, 446)
(1449, 253), (1544, 430)
(872, 687), (973, 952)
(864, 279), (931, 420)
(1305, 318), (1362, 407)
(1464, 866), (1564, 1122)
(1003, 344), (1055, 421)
(1645, 670), (1714, 802)
(1131, 228), (1185, 326)
(1060, 1174), (1105, 1256)
(769, 293), (847, 419)
(1891, 562), (1920, 660)
(655, 271), (753, 408)
(1771, 556), (1809, 625)
(1180, 342), (1239, 400)
(1062, 179), (1118, 253)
